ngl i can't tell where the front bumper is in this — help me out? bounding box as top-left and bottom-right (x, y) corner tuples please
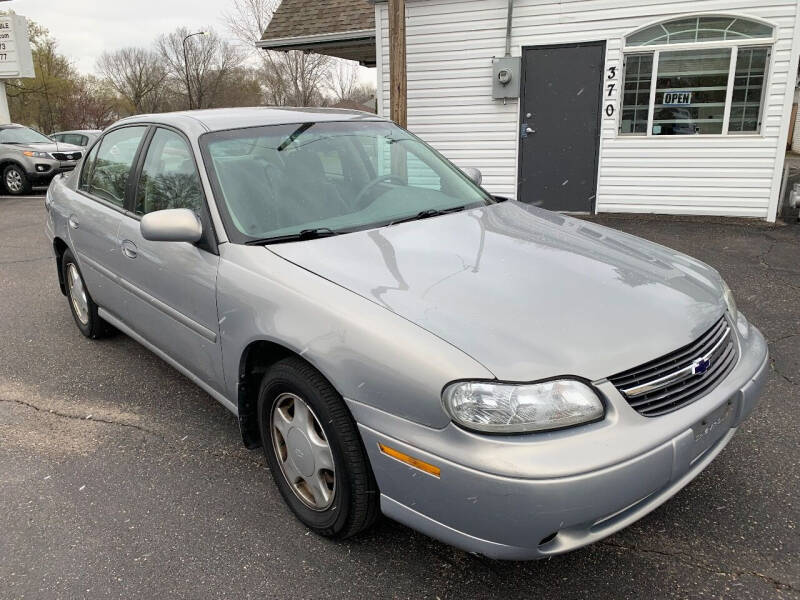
(349, 321), (769, 560)
(27, 159), (78, 185)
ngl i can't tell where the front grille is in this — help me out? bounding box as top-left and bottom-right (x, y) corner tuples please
(609, 316), (738, 417)
(52, 152), (82, 161)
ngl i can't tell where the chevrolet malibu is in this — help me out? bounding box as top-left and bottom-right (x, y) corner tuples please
(45, 108), (769, 559)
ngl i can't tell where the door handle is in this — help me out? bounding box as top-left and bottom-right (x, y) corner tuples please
(521, 123), (536, 138)
(68, 215), (79, 229)
(121, 239), (138, 259)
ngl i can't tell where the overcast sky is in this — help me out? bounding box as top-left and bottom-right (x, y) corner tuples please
(8, 0), (300, 74)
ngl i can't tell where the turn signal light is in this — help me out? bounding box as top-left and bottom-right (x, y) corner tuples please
(378, 443), (441, 478)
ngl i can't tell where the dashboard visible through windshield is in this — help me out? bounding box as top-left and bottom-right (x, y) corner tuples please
(200, 120), (493, 243)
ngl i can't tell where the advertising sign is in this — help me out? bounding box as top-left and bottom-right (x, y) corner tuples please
(0, 15), (34, 79)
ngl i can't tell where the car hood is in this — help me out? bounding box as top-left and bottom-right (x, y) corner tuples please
(16, 142), (83, 153)
(269, 201), (726, 381)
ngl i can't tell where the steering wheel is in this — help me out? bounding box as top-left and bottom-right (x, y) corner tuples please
(353, 174), (406, 209)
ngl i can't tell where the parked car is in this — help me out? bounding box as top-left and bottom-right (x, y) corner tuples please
(51, 129), (102, 148)
(45, 108), (769, 560)
(0, 124), (83, 195)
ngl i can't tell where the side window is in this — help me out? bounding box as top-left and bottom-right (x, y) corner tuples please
(79, 135), (89, 147)
(88, 126), (147, 207)
(78, 142), (100, 191)
(52, 134), (64, 143)
(135, 128), (203, 216)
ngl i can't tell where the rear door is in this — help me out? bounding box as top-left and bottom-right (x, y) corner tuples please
(113, 127), (224, 391)
(66, 125), (148, 310)
(518, 42), (605, 212)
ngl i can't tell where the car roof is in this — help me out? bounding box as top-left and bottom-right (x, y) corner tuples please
(115, 106), (387, 135)
(54, 130), (101, 135)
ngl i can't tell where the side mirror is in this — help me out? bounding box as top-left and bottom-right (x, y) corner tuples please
(140, 208), (202, 243)
(462, 167), (482, 186)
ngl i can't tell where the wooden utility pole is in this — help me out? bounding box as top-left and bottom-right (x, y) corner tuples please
(388, 0), (407, 128)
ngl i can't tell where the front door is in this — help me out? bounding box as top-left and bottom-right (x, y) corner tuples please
(518, 41), (605, 212)
(113, 127), (224, 392)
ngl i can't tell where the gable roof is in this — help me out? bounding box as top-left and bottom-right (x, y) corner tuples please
(258, 0), (376, 66)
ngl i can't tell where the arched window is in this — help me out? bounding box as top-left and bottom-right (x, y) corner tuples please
(627, 16), (773, 46)
(619, 16), (773, 136)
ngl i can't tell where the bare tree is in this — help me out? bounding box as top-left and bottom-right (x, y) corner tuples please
(157, 27), (243, 109)
(327, 59), (360, 103)
(96, 47), (167, 114)
(61, 75), (121, 129)
(223, 0), (332, 106)
(222, 0), (277, 59)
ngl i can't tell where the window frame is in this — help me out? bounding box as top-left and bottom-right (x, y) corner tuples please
(619, 16), (775, 138)
(128, 125), (218, 254)
(76, 124), (149, 211)
(133, 127), (205, 217)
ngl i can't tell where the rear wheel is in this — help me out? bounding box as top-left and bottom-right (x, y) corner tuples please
(258, 357), (379, 538)
(3, 164), (31, 195)
(61, 249), (113, 339)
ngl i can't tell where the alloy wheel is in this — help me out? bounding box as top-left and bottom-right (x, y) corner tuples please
(6, 169), (22, 193)
(271, 392), (336, 511)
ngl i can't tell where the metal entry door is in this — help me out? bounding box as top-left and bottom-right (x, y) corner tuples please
(518, 42), (605, 212)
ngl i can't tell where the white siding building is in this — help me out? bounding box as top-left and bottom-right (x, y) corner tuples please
(373, 0), (800, 221)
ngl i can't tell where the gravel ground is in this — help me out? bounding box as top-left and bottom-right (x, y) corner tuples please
(1, 194), (798, 599)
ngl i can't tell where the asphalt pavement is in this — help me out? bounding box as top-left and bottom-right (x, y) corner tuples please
(1, 193), (798, 599)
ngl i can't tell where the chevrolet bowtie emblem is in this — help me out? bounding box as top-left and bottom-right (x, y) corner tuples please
(692, 357), (711, 375)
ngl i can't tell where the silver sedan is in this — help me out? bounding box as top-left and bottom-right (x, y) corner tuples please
(44, 108), (768, 559)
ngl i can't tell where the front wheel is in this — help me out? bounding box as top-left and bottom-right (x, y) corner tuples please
(3, 164), (31, 195)
(258, 357), (379, 538)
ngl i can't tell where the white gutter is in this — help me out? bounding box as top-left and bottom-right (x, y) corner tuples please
(256, 28), (375, 49)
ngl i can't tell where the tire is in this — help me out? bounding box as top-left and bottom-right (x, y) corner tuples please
(3, 164), (32, 195)
(258, 357), (379, 539)
(61, 249), (113, 339)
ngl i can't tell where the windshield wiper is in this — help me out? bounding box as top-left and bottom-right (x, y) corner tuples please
(388, 205), (469, 227)
(245, 227), (340, 246)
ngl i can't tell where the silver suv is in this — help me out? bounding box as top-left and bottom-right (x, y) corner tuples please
(0, 124), (83, 194)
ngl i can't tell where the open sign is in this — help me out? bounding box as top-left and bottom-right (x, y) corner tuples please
(663, 91), (692, 105)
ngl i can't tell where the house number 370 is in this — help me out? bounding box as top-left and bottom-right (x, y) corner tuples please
(605, 66), (617, 118)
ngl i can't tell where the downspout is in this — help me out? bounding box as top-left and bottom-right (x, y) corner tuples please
(505, 0), (514, 57)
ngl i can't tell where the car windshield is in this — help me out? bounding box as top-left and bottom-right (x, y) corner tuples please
(0, 126), (53, 144)
(201, 120), (493, 242)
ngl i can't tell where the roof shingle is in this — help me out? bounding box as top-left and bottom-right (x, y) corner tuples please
(261, 0), (375, 42)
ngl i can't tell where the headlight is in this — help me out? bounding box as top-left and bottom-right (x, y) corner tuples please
(721, 280), (738, 322)
(442, 379), (604, 434)
(23, 150), (53, 159)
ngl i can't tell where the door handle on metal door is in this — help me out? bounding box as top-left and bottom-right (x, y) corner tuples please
(121, 239), (137, 259)
(68, 215), (79, 229)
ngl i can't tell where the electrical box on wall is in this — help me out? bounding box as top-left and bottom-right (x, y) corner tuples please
(492, 56), (520, 100)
